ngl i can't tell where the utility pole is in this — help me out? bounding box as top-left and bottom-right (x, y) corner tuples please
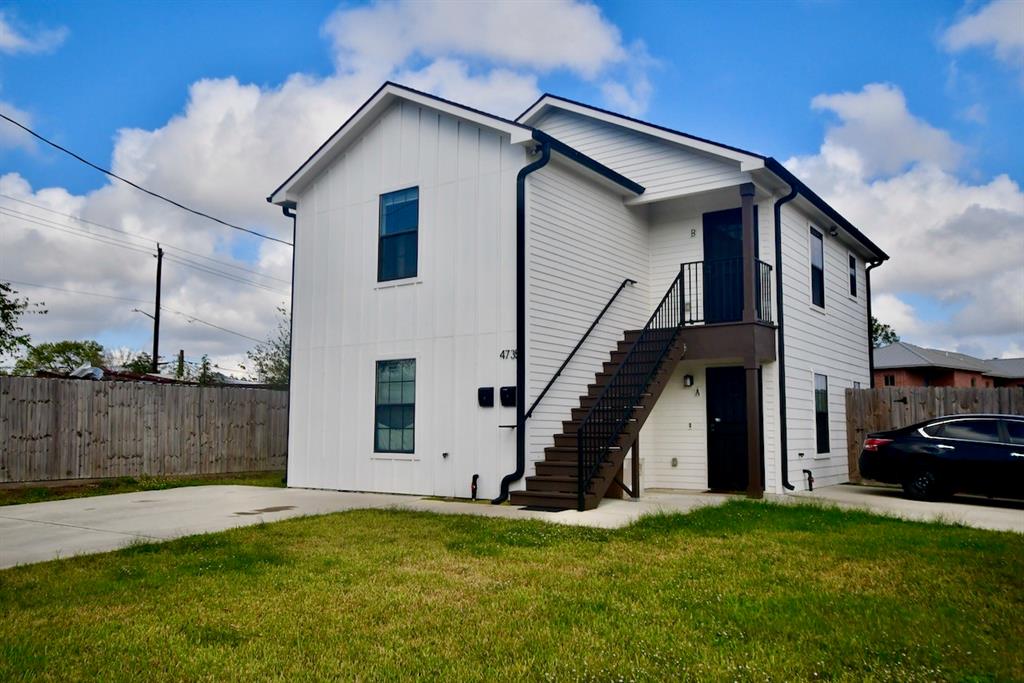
(151, 244), (163, 373)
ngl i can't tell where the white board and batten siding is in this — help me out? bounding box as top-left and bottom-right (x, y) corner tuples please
(532, 109), (752, 203)
(289, 100), (525, 499)
(778, 200), (871, 489)
(524, 159), (650, 471)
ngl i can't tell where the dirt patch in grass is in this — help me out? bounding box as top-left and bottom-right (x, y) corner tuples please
(1, 500), (1021, 681)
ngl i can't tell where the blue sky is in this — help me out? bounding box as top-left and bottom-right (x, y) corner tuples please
(0, 0), (1021, 367)
(6, 0), (1021, 193)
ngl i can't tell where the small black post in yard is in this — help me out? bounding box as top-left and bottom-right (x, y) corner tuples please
(176, 349), (185, 379)
(151, 243), (163, 373)
(631, 435), (640, 500)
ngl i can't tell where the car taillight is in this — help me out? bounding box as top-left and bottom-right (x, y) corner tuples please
(864, 438), (893, 452)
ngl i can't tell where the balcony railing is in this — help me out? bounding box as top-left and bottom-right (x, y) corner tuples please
(679, 258), (773, 325)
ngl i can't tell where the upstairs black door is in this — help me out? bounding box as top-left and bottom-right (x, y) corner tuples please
(706, 366), (747, 491)
(702, 208), (743, 323)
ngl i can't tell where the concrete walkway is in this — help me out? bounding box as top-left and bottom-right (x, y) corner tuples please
(0, 485), (729, 569)
(791, 484), (1024, 533)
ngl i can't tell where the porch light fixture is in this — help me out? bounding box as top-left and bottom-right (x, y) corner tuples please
(683, 374), (694, 387)
(828, 226), (839, 237)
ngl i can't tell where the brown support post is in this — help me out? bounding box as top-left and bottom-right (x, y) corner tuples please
(740, 183), (757, 323)
(745, 359), (764, 499)
(631, 435), (640, 500)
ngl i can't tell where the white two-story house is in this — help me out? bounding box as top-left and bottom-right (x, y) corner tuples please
(269, 82), (888, 510)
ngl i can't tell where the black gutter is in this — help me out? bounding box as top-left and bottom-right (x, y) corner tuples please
(773, 186), (799, 491)
(532, 130), (645, 195)
(765, 158), (889, 262)
(865, 260), (883, 387)
(492, 140), (552, 505)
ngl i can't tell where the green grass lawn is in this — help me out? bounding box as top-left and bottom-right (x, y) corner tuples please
(0, 471), (286, 507)
(2, 501), (1021, 681)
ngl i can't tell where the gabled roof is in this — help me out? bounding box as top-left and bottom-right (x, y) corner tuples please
(517, 93), (888, 262)
(517, 93), (767, 171)
(269, 82), (535, 206)
(268, 82), (643, 206)
(874, 342), (992, 373)
(984, 357), (1024, 379)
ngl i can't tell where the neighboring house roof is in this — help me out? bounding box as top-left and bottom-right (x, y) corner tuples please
(517, 94), (888, 262)
(874, 342), (993, 373)
(268, 82), (643, 206)
(983, 357), (1024, 379)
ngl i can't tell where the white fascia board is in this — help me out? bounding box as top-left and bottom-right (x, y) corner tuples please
(519, 96), (764, 169)
(270, 83), (533, 205)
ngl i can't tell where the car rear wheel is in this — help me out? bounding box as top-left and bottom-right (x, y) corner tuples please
(903, 469), (947, 501)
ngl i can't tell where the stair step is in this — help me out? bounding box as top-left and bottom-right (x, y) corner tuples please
(544, 445), (621, 461)
(525, 475), (600, 493)
(535, 460), (616, 477)
(509, 489), (599, 511)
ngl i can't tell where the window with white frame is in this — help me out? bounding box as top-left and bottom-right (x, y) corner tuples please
(814, 373), (829, 454)
(810, 227), (825, 308)
(374, 359), (416, 453)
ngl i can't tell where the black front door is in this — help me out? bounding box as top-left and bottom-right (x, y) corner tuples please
(702, 208), (745, 323)
(706, 366), (748, 492)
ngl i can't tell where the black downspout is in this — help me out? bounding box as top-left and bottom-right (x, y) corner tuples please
(282, 201), (297, 485)
(865, 260), (882, 387)
(774, 187), (798, 491)
(492, 140), (551, 504)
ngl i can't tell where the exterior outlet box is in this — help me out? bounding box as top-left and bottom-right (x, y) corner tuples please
(499, 386), (516, 407)
(477, 387), (494, 408)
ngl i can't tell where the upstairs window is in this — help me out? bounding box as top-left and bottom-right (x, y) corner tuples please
(884, 374), (895, 386)
(814, 373), (829, 454)
(378, 187), (419, 282)
(848, 254), (857, 297)
(375, 359), (416, 453)
(810, 228), (825, 308)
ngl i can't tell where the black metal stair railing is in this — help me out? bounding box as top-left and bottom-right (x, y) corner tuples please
(575, 271), (685, 510)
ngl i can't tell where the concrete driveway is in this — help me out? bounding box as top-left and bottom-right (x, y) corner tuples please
(792, 484), (1024, 533)
(0, 485), (728, 569)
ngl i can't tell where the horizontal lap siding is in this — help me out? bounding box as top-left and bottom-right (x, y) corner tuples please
(532, 109), (751, 200)
(290, 101), (521, 498)
(525, 161), (650, 472)
(780, 202), (871, 488)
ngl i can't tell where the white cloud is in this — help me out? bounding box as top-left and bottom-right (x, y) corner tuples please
(0, 11), (67, 55)
(0, 100), (35, 150)
(1, 0), (649, 374)
(943, 0), (1024, 80)
(788, 83), (1024, 359)
(809, 83), (963, 177)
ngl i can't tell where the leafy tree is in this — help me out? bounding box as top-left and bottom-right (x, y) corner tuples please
(1, 282), (46, 358)
(14, 340), (106, 376)
(195, 354), (217, 386)
(244, 305), (290, 387)
(871, 316), (900, 348)
(121, 352), (154, 374)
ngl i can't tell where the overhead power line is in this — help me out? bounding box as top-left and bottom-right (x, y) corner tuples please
(0, 193), (289, 284)
(0, 111), (292, 247)
(1, 213), (289, 295)
(1, 279), (266, 344)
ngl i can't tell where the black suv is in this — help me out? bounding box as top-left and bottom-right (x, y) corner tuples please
(858, 414), (1024, 500)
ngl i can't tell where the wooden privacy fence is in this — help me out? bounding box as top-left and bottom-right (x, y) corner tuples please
(0, 376), (288, 484)
(845, 386), (1024, 481)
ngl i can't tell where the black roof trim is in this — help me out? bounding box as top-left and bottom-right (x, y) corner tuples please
(533, 130), (645, 196)
(268, 81), (533, 204)
(517, 93), (767, 161)
(764, 158), (889, 261)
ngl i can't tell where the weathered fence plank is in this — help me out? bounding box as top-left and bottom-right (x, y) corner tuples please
(0, 377), (288, 484)
(847, 386), (1024, 481)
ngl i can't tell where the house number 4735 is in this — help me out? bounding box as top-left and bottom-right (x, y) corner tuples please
(498, 349), (518, 360)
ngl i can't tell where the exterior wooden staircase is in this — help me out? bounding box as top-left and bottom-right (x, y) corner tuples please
(511, 271), (688, 511)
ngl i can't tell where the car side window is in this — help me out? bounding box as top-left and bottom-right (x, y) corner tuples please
(922, 423), (944, 437)
(939, 419), (1001, 443)
(1005, 420), (1024, 445)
